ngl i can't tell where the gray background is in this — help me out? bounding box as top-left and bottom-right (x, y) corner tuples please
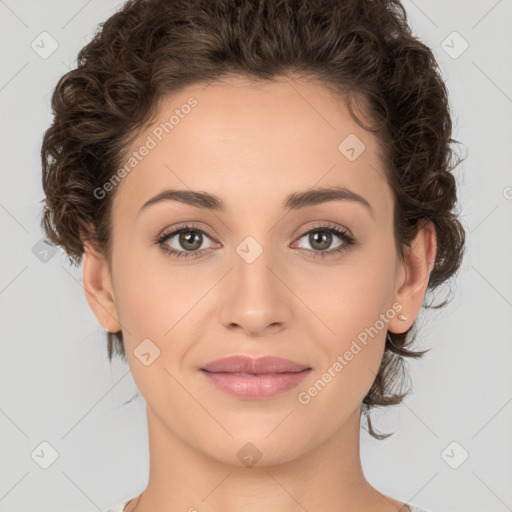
(1, 1), (511, 511)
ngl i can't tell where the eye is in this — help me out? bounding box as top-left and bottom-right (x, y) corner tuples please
(155, 222), (356, 260)
(155, 224), (219, 259)
(291, 223), (356, 257)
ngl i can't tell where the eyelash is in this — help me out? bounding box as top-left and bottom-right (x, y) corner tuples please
(155, 222), (356, 260)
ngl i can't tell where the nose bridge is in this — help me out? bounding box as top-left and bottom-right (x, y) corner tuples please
(218, 230), (292, 334)
(233, 232), (280, 300)
(230, 205), (278, 279)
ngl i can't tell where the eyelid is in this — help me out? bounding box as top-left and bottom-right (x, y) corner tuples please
(292, 222), (355, 254)
(155, 222), (350, 244)
(155, 221), (356, 258)
(156, 222), (218, 242)
(295, 220), (353, 239)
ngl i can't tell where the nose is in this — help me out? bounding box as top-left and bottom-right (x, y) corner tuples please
(218, 239), (294, 337)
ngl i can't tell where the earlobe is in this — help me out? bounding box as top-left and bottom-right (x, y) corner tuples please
(82, 241), (121, 333)
(389, 221), (437, 333)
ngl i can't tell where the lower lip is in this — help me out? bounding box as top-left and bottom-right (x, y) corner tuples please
(201, 369), (312, 399)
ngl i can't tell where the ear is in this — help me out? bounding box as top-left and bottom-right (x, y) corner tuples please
(389, 220), (437, 334)
(82, 240), (121, 333)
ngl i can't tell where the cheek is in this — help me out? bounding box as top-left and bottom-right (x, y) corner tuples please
(301, 242), (396, 395)
(305, 247), (396, 339)
(110, 242), (178, 343)
(294, 272), (390, 427)
(111, 242), (218, 375)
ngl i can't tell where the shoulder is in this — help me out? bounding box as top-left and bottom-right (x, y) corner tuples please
(104, 500), (429, 512)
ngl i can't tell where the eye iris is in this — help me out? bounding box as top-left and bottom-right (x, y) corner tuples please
(179, 230), (202, 251)
(310, 230), (332, 250)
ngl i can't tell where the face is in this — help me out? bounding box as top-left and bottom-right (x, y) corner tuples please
(86, 75), (419, 466)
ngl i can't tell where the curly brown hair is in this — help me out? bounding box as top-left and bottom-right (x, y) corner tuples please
(40, 0), (466, 439)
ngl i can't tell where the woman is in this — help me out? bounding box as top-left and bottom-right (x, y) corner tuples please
(40, 0), (465, 510)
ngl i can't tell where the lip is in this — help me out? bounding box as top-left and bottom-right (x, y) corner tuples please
(200, 356), (312, 399)
(201, 355), (311, 374)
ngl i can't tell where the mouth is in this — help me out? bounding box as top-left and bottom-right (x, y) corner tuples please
(199, 355), (312, 399)
(200, 355), (311, 374)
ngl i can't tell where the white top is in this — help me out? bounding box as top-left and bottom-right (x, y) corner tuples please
(106, 499), (429, 511)
(106, 501), (130, 512)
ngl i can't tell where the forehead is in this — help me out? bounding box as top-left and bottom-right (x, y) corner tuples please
(112, 76), (390, 219)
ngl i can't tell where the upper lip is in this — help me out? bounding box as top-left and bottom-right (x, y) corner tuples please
(201, 356), (311, 374)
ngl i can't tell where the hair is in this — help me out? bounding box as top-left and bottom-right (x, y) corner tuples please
(40, 0), (466, 439)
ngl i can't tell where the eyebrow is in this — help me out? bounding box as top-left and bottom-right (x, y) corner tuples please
(137, 185), (374, 218)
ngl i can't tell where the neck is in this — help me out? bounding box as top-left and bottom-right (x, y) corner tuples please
(125, 405), (406, 512)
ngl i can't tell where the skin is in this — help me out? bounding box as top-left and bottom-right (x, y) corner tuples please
(83, 75), (436, 512)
